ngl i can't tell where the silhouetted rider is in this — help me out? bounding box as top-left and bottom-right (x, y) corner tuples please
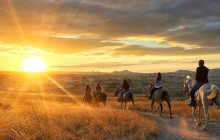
(188, 60), (209, 107)
(120, 79), (130, 100)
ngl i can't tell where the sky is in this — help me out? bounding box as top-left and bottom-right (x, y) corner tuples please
(0, 0), (220, 72)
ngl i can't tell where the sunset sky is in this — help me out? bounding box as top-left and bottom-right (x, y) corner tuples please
(0, 0), (220, 72)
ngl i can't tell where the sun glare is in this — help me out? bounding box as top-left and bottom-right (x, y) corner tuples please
(21, 56), (47, 72)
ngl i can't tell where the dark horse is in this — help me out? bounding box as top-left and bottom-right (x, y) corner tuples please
(149, 84), (173, 119)
(114, 89), (135, 109)
(93, 91), (107, 106)
(83, 93), (92, 105)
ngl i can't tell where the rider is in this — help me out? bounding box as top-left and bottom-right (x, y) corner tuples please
(188, 60), (209, 107)
(83, 85), (91, 100)
(148, 72), (162, 99)
(96, 83), (101, 93)
(120, 79), (130, 100)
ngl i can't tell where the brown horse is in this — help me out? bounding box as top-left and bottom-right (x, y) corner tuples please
(83, 93), (92, 105)
(93, 91), (107, 106)
(114, 89), (135, 109)
(149, 84), (173, 119)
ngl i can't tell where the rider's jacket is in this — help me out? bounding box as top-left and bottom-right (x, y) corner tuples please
(96, 85), (101, 92)
(155, 79), (162, 88)
(122, 82), (130, 90)
(195, 66), (209, 83)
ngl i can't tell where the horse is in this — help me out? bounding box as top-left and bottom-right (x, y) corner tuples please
(93, 91), (107, 106)
(183, 78), (195, 94)
(149, 84), (173, 119)
(83, 92), (92, 105)
(114, 89), (135, 109)
(183, 79), (220, 130)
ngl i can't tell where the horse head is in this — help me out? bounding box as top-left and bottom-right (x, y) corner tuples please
(148, 83), (153, 91)
(114, 89), (121, 97)
(183, 78), (194, 94)
(183, 79), (189, 93)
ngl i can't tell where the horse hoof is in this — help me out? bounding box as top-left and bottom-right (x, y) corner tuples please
(203, 127), (207, 131)
(170, 116), (173, 119)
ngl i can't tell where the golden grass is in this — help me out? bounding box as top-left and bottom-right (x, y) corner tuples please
(0, 92), (158, 140)
(1, 91), (219, 139)
(131, 94), (220, 120)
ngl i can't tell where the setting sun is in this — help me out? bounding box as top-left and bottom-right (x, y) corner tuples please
(21, 56), (47, 72)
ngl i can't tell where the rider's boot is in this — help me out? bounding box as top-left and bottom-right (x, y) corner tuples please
(188, 100), (195, 107)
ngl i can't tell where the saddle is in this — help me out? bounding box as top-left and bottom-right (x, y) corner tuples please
(153, 88), (163, 96)
(194, 83), (207, 98)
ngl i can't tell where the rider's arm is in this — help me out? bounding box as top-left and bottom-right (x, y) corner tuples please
(195, 67), (200, 82)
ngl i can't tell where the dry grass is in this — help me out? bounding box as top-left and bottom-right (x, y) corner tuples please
(0, 92), (158, 140)
(1, 91), (219, 140)
(131, 94), (220, 120)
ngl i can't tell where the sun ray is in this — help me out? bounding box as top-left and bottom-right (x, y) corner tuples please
(6, 0), (26, 43)
(44, 74), (83, 106)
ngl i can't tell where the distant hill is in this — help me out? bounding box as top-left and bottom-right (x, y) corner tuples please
(174, 70), (195, 74)
(174, 68), (220, 76)
(112, 70), (137, 75)
(0, 68), (219, 75)
(209, 68), (220, 75)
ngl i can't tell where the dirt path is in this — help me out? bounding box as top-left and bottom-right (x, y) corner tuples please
(143, 112), (220, 140)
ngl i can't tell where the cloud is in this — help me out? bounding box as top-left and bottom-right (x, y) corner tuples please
(113, 45), (220, 56)
(52, 59), (220, 70)
(53, 61), (139, 69)
(0, 34), (121, 54)
(0, 0), (219, 55)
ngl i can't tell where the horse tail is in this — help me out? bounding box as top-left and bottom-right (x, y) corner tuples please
(207, 85), (217, 99)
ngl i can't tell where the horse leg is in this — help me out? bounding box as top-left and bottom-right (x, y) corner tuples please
(166, 100), (173, 119)
(151, 100), (155, 115)
(157, 104), (160, 115)
(125, 101), (128, 110)
(132, 97), (135, 108)
(196, 105), (202, 126)
(159, 103), (163, 116)
(203, 105), (209, 131)
(192, 106), (197, 123)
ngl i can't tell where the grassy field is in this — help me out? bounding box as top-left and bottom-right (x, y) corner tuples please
(0, 91), (219, 139)
(0, 92), (159, 140)
(133, 94), (220, 120)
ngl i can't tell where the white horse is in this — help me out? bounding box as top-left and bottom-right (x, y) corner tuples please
(183, 78), (195, 94)
(183, 79), (220, 130)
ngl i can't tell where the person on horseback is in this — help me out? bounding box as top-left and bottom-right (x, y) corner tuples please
(119, 79), (130, 100)
(188, 60), (209, 107)
(83, 85), (91, 100)
(148, 72), (162, 99)
(96, 83), (101, 93)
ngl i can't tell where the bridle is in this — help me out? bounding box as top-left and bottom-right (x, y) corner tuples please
(183, 79), (189, 93)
